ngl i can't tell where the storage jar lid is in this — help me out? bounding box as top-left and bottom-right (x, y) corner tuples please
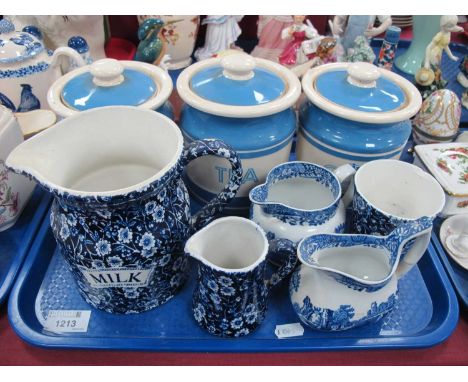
(48, 58), (173, 117)
(0, 19), (45, 64)
(302, 62), (422, 124)
(415, 143), (468, 197)
(177, 52), (301, 118)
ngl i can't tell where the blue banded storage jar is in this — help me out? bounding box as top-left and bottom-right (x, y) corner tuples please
(297, 62), (422, 168)
(47, 58), (174, 119)
(177, 53), (301, 214)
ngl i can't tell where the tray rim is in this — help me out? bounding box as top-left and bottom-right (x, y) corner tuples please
(0, 186), (52, 305)
(7, 211), (460, 353)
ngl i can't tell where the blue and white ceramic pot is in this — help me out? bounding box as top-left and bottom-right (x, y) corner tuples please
(290, 218), (433, 331)
(297, 62), (422, 169)
(6, 106), (243, 314)
(249, 161), (356, 243)
(47, 58), (174, 120)
(185, 217), (297, 337)
(0, 19), (85, 113)
(177, 52), (302, 214)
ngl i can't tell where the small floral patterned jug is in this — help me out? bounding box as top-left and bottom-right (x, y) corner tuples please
(185, 216), (297, 337)
(6, 106), (243, 314)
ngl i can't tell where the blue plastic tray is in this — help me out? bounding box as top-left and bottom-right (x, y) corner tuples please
(371, 39), (468, 126)
(0, 186), (51, 305)
(8, 210), (459, 352)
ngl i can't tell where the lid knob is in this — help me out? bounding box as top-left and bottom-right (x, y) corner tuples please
(347, 62), (380, 88)
(90, 58), (124, 87)
(221, 53), (256, 81)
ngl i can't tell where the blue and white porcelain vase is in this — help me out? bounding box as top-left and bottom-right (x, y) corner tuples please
(0, 19), (85, 113)
(290, 218), (433, 331)
(249, 161), (356, 243)
(177, 52), (301, 214)
(6, 107), (243, 314)
(185, 217), (297, 337)
(297, 62), (422, 169)
(47, 58), (174, 120)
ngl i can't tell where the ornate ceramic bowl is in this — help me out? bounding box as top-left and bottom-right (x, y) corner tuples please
(297, 62), (422, 168)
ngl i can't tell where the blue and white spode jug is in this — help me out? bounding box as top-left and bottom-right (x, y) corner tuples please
(290, 217), (433, 331)
(249, 161), (355, 243)
(177, 52), (301, 214)
(6, 106), (243, 314)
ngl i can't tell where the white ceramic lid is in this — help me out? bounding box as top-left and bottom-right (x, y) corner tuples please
(415, 143), (468, 197)
(176, 52), (302, 118)
(0, 19), (45, 65)
(47, 59), (173, 118)
(302, 62), (422, 124)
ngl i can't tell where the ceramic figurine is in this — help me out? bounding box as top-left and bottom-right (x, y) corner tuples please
(0, 106), (35, 231)
(250, 16), (294, 61)
(291, 37), (338, 78)
(345, 35), (376, 63)
(135, 18), (168, 66)
(0, 19), (85, 113)
(6, 107), (243, 314)
(412, 89), (461, 145)
(395, 16), (442, 75)
(4, 16), (106, 60)
(290, 218), (433, 331)
(414, 143), (468, 216)
(194, 16), (243, 61)
(415, 15), (464, 98)
(458, 55), (468, 109)
(177, 52), (301, 214)
(377, 26), (401, 70)
(185, 217), (297, 337)
(249, 161), (355, 243)
(47, 58), (174, 119)
(138, 15), (200, 70)
(330, 15), (392, 60)
(278, 15), (321, 66)
(297, 62), (422, 168)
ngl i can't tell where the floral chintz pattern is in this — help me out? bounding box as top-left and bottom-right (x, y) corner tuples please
(46, 139), (242, 314)
(191, 239), (297, 337)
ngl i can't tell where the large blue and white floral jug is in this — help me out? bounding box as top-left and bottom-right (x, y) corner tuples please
(6, 106), (243, 314)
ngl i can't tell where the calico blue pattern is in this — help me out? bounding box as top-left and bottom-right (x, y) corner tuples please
(41, 139), (242, 314)
(191, 239), (297, 337)
(249, 162), (341, 226)
(292, 293), (398, 331)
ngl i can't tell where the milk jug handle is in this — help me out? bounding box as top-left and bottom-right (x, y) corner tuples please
(333, 163), (357, 208)
(265, 239), (298, 290)
(389, 217), (433, 279)
(181, 139), (243, 232)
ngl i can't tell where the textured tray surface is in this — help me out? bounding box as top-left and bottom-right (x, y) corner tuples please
(0, 187), (51, 304)
(7, 212), (459, 351)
